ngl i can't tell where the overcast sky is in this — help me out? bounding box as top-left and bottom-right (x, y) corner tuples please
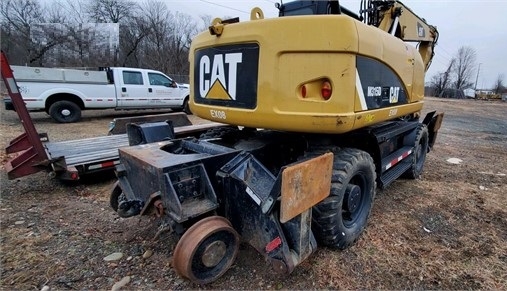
(169, 0), (506, 89)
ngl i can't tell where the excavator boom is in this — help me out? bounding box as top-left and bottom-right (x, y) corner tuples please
(361, 0), (439, 71)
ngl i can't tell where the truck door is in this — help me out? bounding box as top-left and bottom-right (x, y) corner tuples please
(147, 72), (185, 106)
(117, 70), (150, 108)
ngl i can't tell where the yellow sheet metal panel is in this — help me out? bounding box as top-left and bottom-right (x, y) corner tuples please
(189, 12), (425, 134)
(280, 152), (333, 224)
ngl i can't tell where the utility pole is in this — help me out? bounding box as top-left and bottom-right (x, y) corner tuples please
(474, 63), (482, 92)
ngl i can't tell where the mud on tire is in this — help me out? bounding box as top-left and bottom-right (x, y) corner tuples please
(312, 148), (376, 249)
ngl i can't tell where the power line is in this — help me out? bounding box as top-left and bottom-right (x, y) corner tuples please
(436, 44), (454, 59)
(198, 0), (250, 14)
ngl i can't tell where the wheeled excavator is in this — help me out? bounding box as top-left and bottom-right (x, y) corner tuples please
(110, 0), (443, 284)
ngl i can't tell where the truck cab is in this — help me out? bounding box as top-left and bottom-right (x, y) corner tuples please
(110, 67), (189, 109)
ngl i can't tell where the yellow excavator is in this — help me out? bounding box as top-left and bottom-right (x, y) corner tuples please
(110, 0), (443, 284)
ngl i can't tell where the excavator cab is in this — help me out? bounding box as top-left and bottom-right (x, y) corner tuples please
(277, 0), (438, 71)
(277, 0), (361, 20)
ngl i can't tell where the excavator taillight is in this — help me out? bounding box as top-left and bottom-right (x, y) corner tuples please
(321, 81), (332, 100)
(299, 79), (332, 101)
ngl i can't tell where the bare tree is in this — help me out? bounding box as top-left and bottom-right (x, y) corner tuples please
(167, 12), (196, 74)
(119, 15), (151, 67)
(453, 46), (477, 90)
(141, 1), (172, 71)
(1, 0), (202, 71)
(199, 15), (213, 32)
(0, 0), (45, 64)
(87, 0), (136, 23)
(493, 74), (505, 94)
(429, 58), (455, 97)
(0, 0), (91, 66)
(60, 0), (88, 24)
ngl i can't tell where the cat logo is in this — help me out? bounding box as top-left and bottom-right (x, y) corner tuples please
(194, 43), (259, 110)
(417, 22), (425, 38)
(198, 53), (242, 100)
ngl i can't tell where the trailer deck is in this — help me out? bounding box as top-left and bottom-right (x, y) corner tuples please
(1, 50), (224, 181)
(41, 122), (225, 179)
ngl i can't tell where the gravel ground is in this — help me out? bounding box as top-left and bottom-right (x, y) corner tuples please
(1, 97), (506, 290)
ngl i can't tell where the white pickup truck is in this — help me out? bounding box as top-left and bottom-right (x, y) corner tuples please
(5, 65), (190, 123)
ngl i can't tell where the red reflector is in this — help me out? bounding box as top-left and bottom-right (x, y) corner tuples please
(71, 172), (79, 180)
(265, 236), (282, 253)
(301, 85), (307, 98)
(102, 161), (115, 168)
(321, 81), (332, 100)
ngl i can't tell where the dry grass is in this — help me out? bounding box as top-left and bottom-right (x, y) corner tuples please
(1, 98), (506, 289)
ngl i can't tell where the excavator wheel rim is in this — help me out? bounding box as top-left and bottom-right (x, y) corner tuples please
(172, 216), (239, 284)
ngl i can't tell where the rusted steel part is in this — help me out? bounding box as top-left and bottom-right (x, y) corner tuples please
(172, 216), (239, 284)
(154, 199), (164, 217)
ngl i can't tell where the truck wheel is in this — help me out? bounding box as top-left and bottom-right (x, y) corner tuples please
(49, 100), (81, 123)
(403, 124), (429, 179)
(183, 98), (192, 115)
(312, 148), (376, 249)
(173, 216), (239, 284)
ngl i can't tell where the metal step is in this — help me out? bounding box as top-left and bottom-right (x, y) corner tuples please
(379, 160), (411, 189)
(381, 146), (413, 172)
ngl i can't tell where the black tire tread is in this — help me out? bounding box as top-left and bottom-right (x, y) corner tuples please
(312, 148), (376, 249)
(402, 124), (429, 179)
(183, 97), (192, 115)
(48, 100), (81, 123)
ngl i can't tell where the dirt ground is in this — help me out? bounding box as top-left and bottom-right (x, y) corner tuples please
(1, 97), (506, 290)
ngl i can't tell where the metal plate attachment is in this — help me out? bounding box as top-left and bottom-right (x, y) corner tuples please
(280, 152), (333, 223)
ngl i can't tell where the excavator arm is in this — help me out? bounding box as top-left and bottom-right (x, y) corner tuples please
(360, 0), (439, 71)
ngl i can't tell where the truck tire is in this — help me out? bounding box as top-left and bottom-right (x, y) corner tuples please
(49, 100), (82, 123)
(312, 148), (376, 249)
(183, 98), (192, 115)
(402, 124), (429, 179)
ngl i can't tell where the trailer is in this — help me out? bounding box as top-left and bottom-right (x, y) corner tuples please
(1, 51), (224, 181)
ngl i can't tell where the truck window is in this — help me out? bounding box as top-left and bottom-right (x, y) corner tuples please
(123, 71), (144, 85)
(148, 72), (172, 87)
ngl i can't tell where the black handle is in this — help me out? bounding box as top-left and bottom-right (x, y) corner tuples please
(122, 87), (126, 92)
(148, 88), (152, 93)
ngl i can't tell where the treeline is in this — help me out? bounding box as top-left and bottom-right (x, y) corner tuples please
(427, 46), (505, 98)
(1, 0), (213, 82)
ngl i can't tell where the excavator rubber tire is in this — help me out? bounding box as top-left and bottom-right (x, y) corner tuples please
(312, 148), (376, 249)
(402, 124), (429, 179)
